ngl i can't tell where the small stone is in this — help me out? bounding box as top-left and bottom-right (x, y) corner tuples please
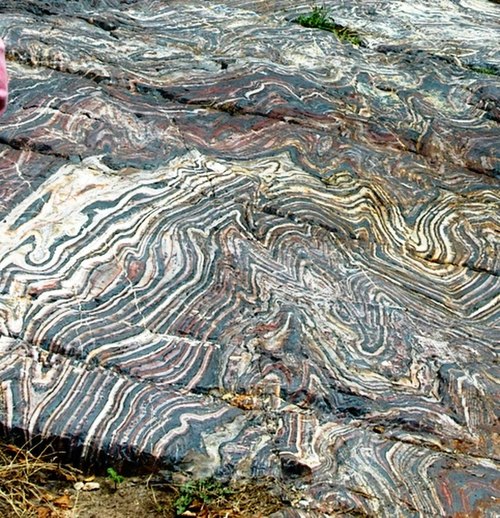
(73, 482), (84, 491)
(82, 482), (100, 491)
(171, 472), (190, 485)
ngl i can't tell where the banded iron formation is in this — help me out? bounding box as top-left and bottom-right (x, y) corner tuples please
(0, 1), (499, 516)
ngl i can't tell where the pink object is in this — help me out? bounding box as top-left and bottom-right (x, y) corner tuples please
(0, 39), (8, 115)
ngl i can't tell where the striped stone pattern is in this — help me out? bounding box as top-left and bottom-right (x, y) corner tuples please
(0, 1), (499, 516)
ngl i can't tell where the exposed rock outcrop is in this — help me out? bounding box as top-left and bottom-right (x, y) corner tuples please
(0, 1), (498, 516)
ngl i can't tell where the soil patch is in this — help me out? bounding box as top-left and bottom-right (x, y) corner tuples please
(0, 442), (288, 517)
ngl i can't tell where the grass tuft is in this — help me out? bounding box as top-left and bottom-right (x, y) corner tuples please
(294, 5), (362, 45)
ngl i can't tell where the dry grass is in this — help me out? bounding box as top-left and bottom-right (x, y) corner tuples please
(0, 441), (79, 517)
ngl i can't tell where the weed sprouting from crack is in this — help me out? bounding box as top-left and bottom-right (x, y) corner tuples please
(467, 64), (499, 77)
(294, 4), (362, 45)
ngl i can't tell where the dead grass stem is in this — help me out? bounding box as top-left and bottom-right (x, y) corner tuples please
(0, 441), (79, 517)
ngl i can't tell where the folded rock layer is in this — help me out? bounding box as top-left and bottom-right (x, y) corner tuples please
(0, 1), (499, 516)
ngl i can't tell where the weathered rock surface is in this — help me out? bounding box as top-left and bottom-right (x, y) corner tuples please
(0, 1), (499, 516)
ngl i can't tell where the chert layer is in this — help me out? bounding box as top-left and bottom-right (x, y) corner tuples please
(0, 1), (499, 516)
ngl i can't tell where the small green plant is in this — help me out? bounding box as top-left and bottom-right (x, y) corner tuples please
(174, 478), (233, 515)
(107, 467), (124, 490)
(294, 4), (362, 45)
(467, 64), (499, 77)
(296, 4), (331, 29)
